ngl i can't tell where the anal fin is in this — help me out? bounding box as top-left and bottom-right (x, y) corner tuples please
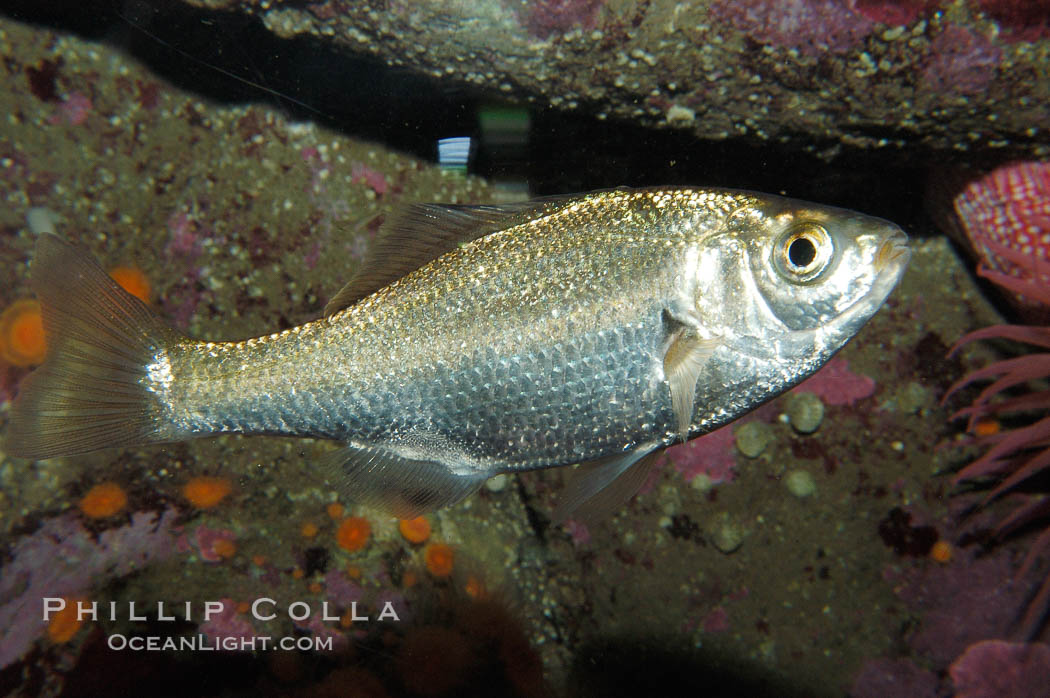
(321, 441), (487, 519)
(553, 446), (662, 525)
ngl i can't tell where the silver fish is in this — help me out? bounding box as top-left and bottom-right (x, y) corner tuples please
(7, 187), (909, 519)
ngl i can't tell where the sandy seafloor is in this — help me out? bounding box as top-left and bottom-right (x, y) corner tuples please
(0, 12), (1044, 698)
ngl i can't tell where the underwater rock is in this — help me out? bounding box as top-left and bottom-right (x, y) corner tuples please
(894, 381), (934, 415)
(850, 657), (940, 698)
(179, 0), (1050, 160)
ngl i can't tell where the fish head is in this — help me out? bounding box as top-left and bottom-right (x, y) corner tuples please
(704, 196), (910, 362)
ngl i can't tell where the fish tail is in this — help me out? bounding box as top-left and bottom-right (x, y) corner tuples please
(6, 234), (184, 459)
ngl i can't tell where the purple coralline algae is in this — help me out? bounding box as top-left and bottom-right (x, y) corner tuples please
(702, 606), (730, 633)
(45, 91), (91, 127)
(666, 424), (738, 484)
(160, 207), (209, 329)
(847, 0), (939, 26)
(294, 613), (349, 652)
(520, 0), (604, 39)
(949, 639), (1050, 697)
(192, 525), (237, 563)
(563, 518), (592, 547)
(0, 508), (178, 669)
(849, 657), (940, 698)
(976, 0), (1050, 42)
(197, 598), (258, 644)
(324, 570), (366, 606)
(887, 547), (1032, 664)
(708, 0), (875, 57)
(164, 208), (203, 260)
(792, 357), (877, 406)
(350, 162), (389, 196)
(920, 24), (1003, 96)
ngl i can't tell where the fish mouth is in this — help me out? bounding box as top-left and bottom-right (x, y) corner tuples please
(865, 228), (910, 306)
(875, 230), (911, 273)
(824, 227), (910, 339)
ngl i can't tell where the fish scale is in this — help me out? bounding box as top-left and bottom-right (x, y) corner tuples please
(170, 199), (686, 449)
(7, 187), (909, 518)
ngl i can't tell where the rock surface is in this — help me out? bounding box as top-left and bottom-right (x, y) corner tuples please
(181, 0), (1050, 159)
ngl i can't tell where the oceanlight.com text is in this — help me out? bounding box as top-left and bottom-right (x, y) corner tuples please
(107, 633), (334, 652)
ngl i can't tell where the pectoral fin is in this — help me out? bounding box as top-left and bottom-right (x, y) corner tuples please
(553, 446), (662, 525)
(663, 329), (719, 442)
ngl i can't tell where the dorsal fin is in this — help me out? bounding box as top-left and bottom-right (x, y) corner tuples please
(323, 199), (569, 317)
(320, 190), (632, 317)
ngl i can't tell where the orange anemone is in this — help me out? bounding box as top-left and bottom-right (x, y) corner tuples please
(48, 597), (87, 644)
(108, 266), (151, 304)
(79, 482), (128, 519)
(930, 540), (953, 564)
(336, 516), (371, 552)
(210, 537), (237, 560)
(182, 476), (232, 509)
(424, 542), (455, 577)
(398, 516), (431, 544)
(0, 298), (46, 366)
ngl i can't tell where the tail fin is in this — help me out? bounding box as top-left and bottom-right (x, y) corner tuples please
(6, 234), (183, 459)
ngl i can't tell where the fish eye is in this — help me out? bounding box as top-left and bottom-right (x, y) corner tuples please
(775, 223), (833, 283)
(788, 236), (816, 267)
